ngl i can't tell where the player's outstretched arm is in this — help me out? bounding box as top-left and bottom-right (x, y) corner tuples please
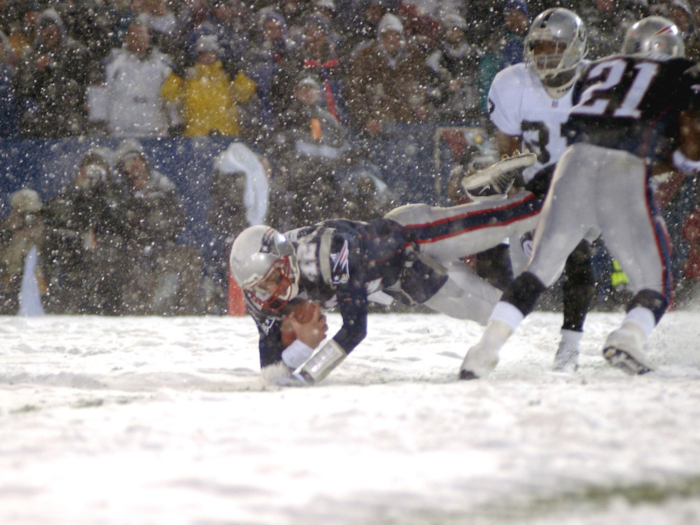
(286, 290), (369, 387)
(259, 302), (329, 385)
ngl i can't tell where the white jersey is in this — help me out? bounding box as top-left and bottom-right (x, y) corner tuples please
(488, 62), (586, 182)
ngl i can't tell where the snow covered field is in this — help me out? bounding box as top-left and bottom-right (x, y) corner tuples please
(2, 311), (700, 525)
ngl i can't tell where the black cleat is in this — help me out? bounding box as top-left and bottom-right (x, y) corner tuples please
(603, 347), (653, 375)
(459, 369), (480, 380)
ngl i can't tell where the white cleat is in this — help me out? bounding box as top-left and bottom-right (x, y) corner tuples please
(459, 321), (512, 380)
(553, 341), (579, 373)
(461, 151), (537, 199)
(602, 325), (653, 375)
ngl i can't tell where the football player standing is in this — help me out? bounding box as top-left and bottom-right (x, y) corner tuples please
(460, 17), (700, 379)
(487, 8), (594, 372)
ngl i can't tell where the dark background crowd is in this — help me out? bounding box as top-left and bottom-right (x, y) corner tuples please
(1, 0), (700, 316)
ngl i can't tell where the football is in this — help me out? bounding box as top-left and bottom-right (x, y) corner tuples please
(280, 301), (319, 347)
(290, 301), (318, 324)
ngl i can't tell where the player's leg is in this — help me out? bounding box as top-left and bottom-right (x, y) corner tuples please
(475, 243), (514, 291)
(596, 152), (671, 374)
(423, 260), (503, 324)
(384, 190), (544, 263)
(460, 144), (598, 379)
(555, 240), (596, 372)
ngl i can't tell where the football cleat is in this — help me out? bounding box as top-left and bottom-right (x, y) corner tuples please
(601, 326), (653, 375)
(459, 340), (500, 380)
(459, 320), (512, 380)
(461, 151), (537, 200)
(603, 347), (652, 375)
(553, 341), (579, 372)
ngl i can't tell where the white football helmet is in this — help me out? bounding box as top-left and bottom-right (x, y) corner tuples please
(621, 16), (685, 58)
(230, 225), (300, 310)
(524, 8), (587, 98)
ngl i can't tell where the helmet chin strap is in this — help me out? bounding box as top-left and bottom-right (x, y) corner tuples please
(541, 69), (577, 99)
(543, 80), (574, 99)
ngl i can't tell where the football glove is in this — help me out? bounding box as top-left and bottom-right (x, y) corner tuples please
(461, 151), (537, 201)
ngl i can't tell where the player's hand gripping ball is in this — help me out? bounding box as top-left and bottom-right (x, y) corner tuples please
(280, 301), (328, 348)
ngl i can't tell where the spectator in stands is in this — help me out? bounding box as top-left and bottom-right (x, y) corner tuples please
(112, 0), (138, 45)
(248, 9), (294, 127)
(207, 142), (270, 312)
(279, 0), (306, 45)
(14, 8), (91, 137)
(4, 2), (41, 61)
(115, 139), (204, 315)
(397, 0), (441, 53)
(268, 75), (346, 229)
(0, 189), (47, 315)
(501, 0), (529, 68)
(475, 0), (528, 114)
(310, 0), (343, 47)
(96, 16), (177, 136)
(0, 30), (18, 138)
(341, 0), (388, 56)
(581, 0), (638, 59)
(427, 13), (481, 122)
(145, 0), (178, 55)
(43, 149), (128, 315)
(292, 13), (344, 121)
(161, 34), (257, 137)
(185, 0), (251, 78)
(53, 0), (117, 62)
(667, 0), (700, 59)
(345, 13), (432, 135)
(209, 143), (269, 238)
(171, 0), (214, 72)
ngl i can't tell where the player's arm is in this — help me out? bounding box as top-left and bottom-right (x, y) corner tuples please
(488, 67), (525, 156)
(284, 276), (370, 387)
(460, 67), (532, 198)
(497, 131), (522, 158)
(284, 287), (368, 387)
(679, 109), (700, 162)
(254, 314), (290, 382)
(255, 304), (329, 383)
(332, 287), (369, 353)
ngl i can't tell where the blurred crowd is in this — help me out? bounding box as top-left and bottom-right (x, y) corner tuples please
(0, 0), (697, 141)
(1, 0), (700, 314)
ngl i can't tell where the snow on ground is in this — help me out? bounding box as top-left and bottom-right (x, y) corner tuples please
(2, 311), (700, 524)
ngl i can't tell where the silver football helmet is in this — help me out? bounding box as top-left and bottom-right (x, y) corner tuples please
(230, 225), (300, 310)
(621, 16), (685, 58)
(525, 8), (587, 98)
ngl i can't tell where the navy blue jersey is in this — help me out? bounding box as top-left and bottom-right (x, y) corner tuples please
(249, 219), (416, 368)
(564, 56), (700, 163)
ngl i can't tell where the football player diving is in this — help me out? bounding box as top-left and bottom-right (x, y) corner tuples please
(230, 220), (506, 386)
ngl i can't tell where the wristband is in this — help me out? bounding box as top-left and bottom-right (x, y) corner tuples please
(281, 339), (314, 369)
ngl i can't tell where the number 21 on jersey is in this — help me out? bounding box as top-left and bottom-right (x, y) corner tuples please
(571, 58), (659, 119)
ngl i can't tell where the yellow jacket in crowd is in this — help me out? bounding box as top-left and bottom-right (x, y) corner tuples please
(161, 61), (256, 137)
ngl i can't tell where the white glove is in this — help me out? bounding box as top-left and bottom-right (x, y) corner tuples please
(274, 372), (312, 387)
